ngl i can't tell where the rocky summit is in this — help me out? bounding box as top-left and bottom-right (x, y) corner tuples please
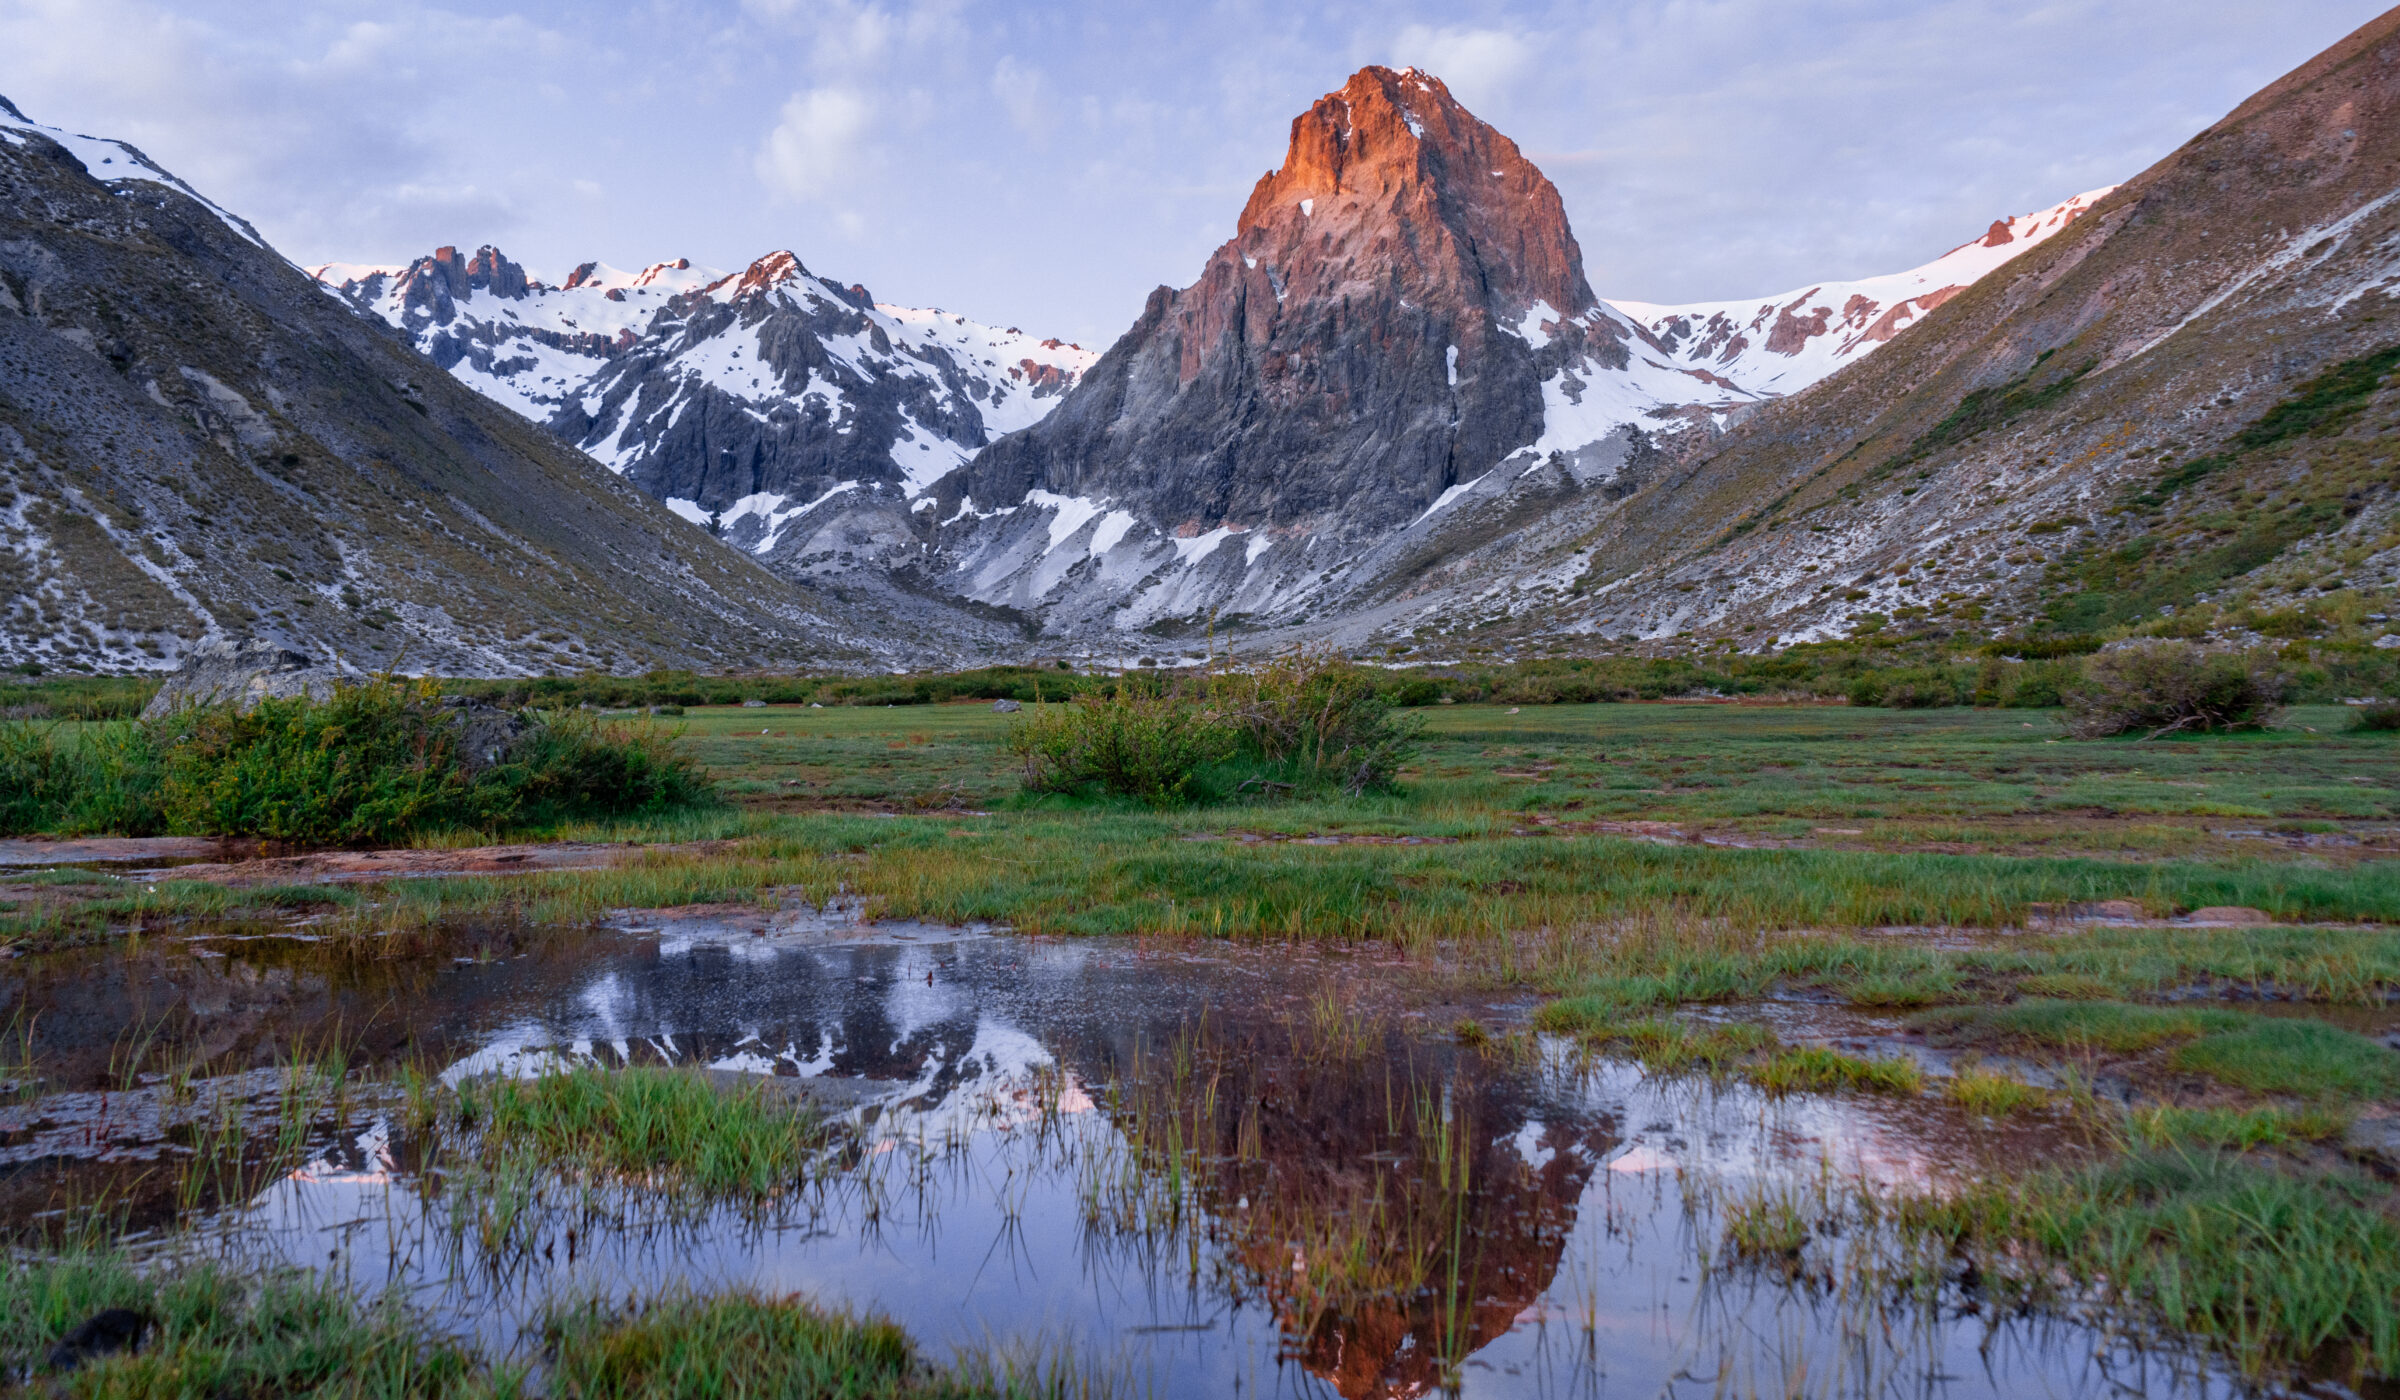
(917, 68), (2116, 651)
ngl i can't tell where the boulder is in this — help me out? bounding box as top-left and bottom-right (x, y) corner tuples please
(991, 698), (1022, 713)
(438, 694), (531, 772)
(141, 640), (344, 719)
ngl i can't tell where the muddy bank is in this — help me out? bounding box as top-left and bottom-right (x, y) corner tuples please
(0, 837), (729, 886)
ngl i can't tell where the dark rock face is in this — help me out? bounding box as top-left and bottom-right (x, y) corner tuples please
(555, 254), (993, 516)
(950, 66), (1625, 542)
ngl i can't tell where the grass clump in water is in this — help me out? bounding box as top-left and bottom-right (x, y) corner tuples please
(1541, 1010), (1922, 1096)
(0, 1247), (495, 1397)
(1918, 1001), (2400, 1100)
(4, 1248), (1086, 1398)
(1749, 1046), (1925, 1097)
(1916, 999), (2248, 1053)
(455, 1068), (828, 1199)
(1943, 1064), (2052, 1117)
(2126, 1104), (2351, 1150)
(1903, 1151), (2400, 1380)
(542, 1290), (1041, 1399)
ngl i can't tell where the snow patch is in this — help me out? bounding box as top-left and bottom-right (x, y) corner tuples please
(0, 104), (264, 248)
(1024, 490), (1107, 554)
(1508, 300), (1561, 349)
(1412, 474), (1489, 527)
(1089, 510), (1138, 556)
(1171, 526), (1242, 564)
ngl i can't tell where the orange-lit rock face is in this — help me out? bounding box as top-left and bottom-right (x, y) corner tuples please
(1171, 66), (1597, 387)
(1090, 1015), (1613, 1400)
(956, 65), (1618, 542)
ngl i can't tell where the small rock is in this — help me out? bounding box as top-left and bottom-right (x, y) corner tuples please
(48, 1308), (149, 1372)
(992, 699), (1023, 713)
(741, 699), (767, 708)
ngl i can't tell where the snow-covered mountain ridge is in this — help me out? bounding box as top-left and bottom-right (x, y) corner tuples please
(313, 247), (1097, 566)
(1608, 189), (2115, 400)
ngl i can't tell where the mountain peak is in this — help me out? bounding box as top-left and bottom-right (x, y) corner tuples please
(1234, 66), (1594, 319)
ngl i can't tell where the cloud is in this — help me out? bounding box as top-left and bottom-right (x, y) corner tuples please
(1387, 24), (1534, 108)
(990, 56), (1055, 138)
(755, 87), (874, 201)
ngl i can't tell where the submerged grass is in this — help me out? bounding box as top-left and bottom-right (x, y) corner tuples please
(1899, 1151), (2400, 1380)
(0, 1247), (498, 1398)
(1, 1248), (1091, 1398)
(454, 1068), (829, 1200)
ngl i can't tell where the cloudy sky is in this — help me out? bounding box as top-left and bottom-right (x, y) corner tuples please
(1, 0), (2389, 343)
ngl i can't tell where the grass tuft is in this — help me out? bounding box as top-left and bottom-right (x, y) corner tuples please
(456, 1068), (828, 1199)
(1749, 1046), (1926, 1096)
(1944, 1064), (2051, 1116)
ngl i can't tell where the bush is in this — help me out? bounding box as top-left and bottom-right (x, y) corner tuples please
(1001, 652), (1423, 803)
(2352, 700), (2400, 733)
(1004, 681), (1234, 803)
(153, 682), (492, 842)
(0, 680), (717, 841)
(480, 707), (718, 828)
(2063, 641), (2286, 739)
(1222, 650), (1422, 794)
(0, 721), (164, 836)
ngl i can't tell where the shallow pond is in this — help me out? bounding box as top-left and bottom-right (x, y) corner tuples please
(2, 907), (2255, 1398)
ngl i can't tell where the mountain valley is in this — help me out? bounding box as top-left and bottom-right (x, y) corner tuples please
(9, 9), (2400, 671)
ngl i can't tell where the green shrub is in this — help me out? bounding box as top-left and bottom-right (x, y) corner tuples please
(482, 708), (717, 828)
(0, 681), (715, 841)
(0, 721), (164, 836)
(1004, 682), (1234, 804)
(2352, 700), (2400, 733)
(2064, 641), (2286, 739)
(1221, 650), (1422, 794)
(153, 682), (486, 841)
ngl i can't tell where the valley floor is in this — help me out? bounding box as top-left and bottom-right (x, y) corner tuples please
(5, 700), (2399, 1390)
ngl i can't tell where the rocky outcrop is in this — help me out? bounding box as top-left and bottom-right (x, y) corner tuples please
(914, 66), (1746, 646)
(948, 66), (1622, 541)
(140, 641), (341, 717)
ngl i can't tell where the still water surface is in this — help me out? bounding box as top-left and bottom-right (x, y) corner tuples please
(3, 909), (2243, 1398)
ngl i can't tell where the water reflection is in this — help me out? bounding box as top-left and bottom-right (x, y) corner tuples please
(4, 921), (2248, 1398)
